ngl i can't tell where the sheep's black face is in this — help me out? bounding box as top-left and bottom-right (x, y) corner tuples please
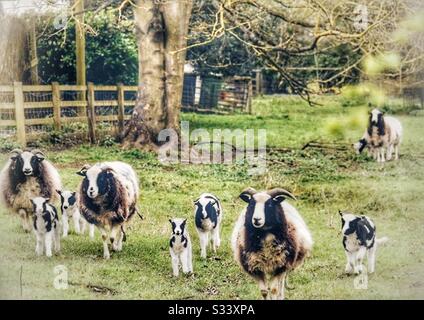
(169, 218), (186, 236)
(243, 193), (284, 229)
(81, 166), (115, 199)
(194, 196), (218, 229)
(57, 190), (77, 211)
(10, 151), (44, 177)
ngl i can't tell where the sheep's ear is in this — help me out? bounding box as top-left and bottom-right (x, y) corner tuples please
(168, 219), (173, 224)
(56, 190), (62, 195)
(239, 188), (257, 203)
(339, 210), (344, 217)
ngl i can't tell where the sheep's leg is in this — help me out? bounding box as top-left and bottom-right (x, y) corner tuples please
(199, 231), (208, 259)
(355, 247), (367, 274)
(72, 210), (81, 234)
(269, 274), (285, 300)
(380, 148), (386, 163)
(345, 251), (355, 274)
(394, 144), (399, 160)
(88, 223), (95, 239)
(258, 278), (269, 300)
(170, 250), (179, 277)
(62, 212), (69, 237)
(386, 144), (393, 161)
(80, 217), (87, 234)
(35, 233), (44, 256)
(181, 249), (190, 274)
(187, 243), (193, 273)
(211, 226), (220, 253)
(110, 225), (121, 252)
(45, 231), (53, 257)
(99, 227), (110, 259)
(116, 226), (124, 251)
(54, 225), (61, 254)
(367, 244), (377, 274)
(19, 209), (31, 233)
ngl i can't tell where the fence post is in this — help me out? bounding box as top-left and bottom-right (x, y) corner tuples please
(13, 82), (26, 147)
(247, 79), (253, 114)
(52, 82), (61, 130)
(255, 69), (263, 95)
(87, 82), (96, 144)
(117, 83), (125, 135)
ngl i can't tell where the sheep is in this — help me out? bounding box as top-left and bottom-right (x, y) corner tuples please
(56, 190), (95, 238)
(30, 197), (61, 257)
(169, 218), (193, 277)
(77, 161), (139, 259)
(231, 188), (313, 300)
(340, 210), (388, 274)
(366, 109), (403, 162)
(193, 193), (223, 258)
(0, 149), (62, 232)
(353, 131), (379, 160)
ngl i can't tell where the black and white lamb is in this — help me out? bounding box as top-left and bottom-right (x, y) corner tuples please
(169, 218), (193, 277)
(0, 149), (62, 232)
(194, 193), (223, 258)
(56, 190), (94, 238)
(232, 188), (313, 300)
(31, 197), (61, 257)
(77, 161), (139, 259)
(340, 210), (388, 274)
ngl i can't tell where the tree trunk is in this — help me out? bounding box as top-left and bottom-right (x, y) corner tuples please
(0, 15), (28, 84)
(123, 0), (193, 150)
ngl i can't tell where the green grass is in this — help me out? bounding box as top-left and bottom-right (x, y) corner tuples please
(1, 95), (423, 300)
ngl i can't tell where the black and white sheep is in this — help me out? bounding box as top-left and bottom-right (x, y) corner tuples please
(231, 188), (313, 300)
(169, 218), (193, 277)
(31, 197), (61, 257)
(362, 109), (403, 162)
(194, 193), (222, 258)
(0, 149), (62, 232)
(56, 190), (95, 238)
(77, 161), (139, 259)
(340, 210), (388, 274)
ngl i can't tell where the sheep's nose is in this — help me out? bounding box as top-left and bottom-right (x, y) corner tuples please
(63, 205), (68, 210)
(23, 169), (32, 174)
(253, 218), (262, 226)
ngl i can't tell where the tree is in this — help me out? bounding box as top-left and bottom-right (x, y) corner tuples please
(122, 0), (193, 150)
(0, 13), (30, 84)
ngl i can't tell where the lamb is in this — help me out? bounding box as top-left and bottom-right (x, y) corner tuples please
(77, 161), (139, 259)
(194, 193), (223, 258)
(0, 149), (62, 232)
(30, 197), (61, 257)
(340, 210), (388, 274)
(365, 109), (403, 162)
(231, 188), (313, 300)
(56, 190), (94, 238)
(169, 218), (193, 277)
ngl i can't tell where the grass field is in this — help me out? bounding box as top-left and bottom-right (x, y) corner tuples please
(1, 95), (423, 300)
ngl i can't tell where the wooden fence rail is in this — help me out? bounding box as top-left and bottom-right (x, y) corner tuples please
(0, 82), (138, 146)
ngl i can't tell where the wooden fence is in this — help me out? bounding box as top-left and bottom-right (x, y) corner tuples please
(0, 82), (138, 146)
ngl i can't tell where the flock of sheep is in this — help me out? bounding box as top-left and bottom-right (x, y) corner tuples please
(0, 108), (401, 299)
